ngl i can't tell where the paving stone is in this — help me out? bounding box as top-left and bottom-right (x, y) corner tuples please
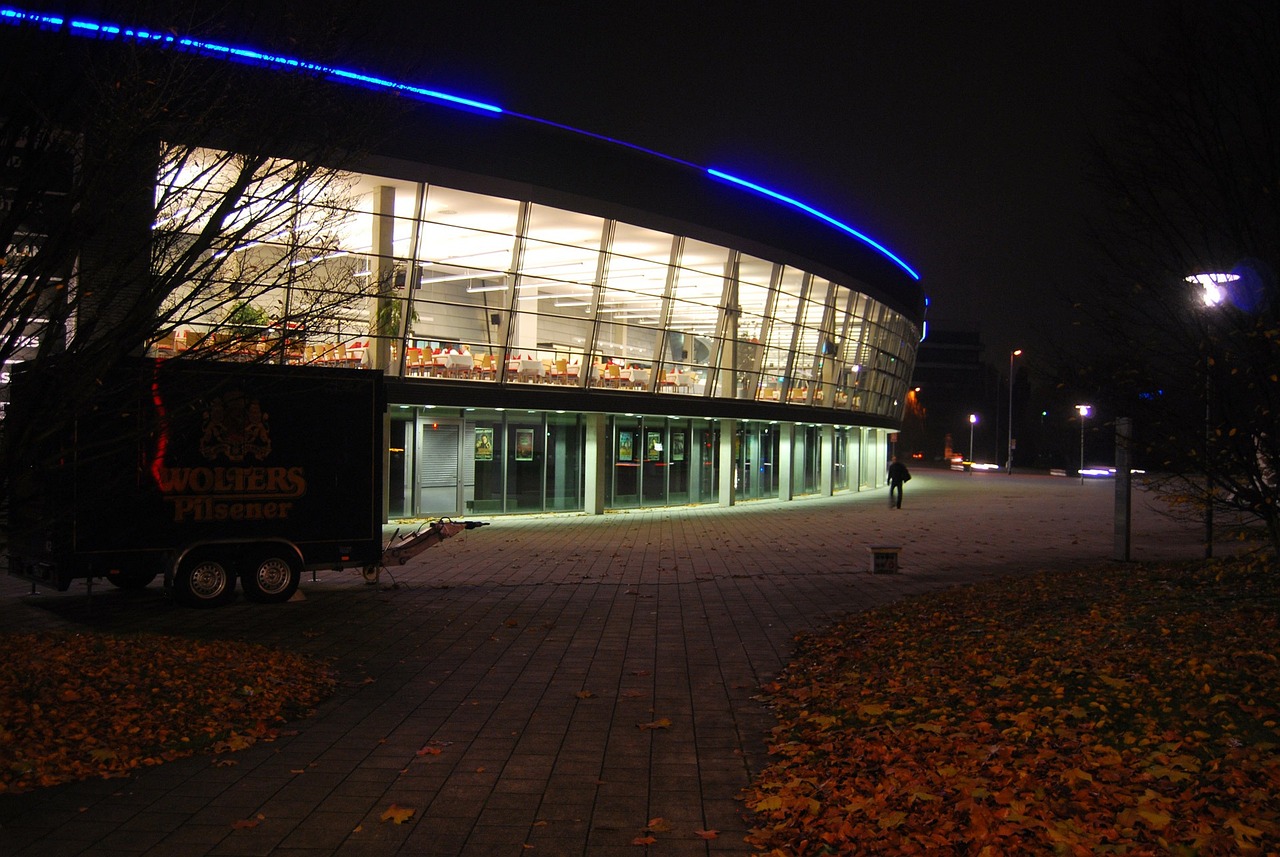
(0, 473), (1233, 855)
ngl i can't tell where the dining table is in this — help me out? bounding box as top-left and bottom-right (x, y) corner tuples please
(623, 368), (650, 387)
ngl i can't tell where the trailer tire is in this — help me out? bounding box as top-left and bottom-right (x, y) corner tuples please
(242, 553), (301, 604)
(174, 556), (236, 608)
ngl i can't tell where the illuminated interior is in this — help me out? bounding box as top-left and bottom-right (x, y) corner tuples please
(152, 151), (918, 418)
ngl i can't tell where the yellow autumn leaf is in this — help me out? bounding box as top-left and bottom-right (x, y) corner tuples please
(1137, 808), (1172, 830)
(380, 804), (416, 824)
(1225, 815), (1266, 842)
(877, 811), (907, 829)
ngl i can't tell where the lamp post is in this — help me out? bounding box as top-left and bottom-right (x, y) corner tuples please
(1186, 272), (1236, 558)
(1007, 348), (1022, 473)
(1075, 404), (1091, 484)
(968, 413), (978, 465)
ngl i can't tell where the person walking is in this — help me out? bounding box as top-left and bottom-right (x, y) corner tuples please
(887, 455), (911, 509)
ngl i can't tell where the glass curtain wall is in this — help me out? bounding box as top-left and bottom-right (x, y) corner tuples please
(735, 422), (780, 501)
(393, 408), (586, 516)
(606, 415), (718, 508)
(150, 147), (919, 422)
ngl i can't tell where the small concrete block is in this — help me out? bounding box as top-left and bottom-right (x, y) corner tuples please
(867, 545), (902, 574)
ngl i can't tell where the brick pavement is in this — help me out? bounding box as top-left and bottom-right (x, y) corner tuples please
(0, 470), (1230, 856)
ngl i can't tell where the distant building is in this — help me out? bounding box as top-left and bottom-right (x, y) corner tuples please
(911, 330), (994, 461)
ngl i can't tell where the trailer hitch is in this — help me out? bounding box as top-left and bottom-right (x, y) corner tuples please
(380, 517), (489, 568)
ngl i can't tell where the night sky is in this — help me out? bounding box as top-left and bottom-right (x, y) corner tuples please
(37, 0), (1162, 365)
(356, 2), (1160, 366)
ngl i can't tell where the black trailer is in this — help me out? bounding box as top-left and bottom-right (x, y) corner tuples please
(7, 357), (392, 607)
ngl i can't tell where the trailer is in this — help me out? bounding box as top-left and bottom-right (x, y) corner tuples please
(6, 357), (482, 607)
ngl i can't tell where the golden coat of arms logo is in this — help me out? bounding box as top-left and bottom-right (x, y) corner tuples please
(199, 390), (271, 462)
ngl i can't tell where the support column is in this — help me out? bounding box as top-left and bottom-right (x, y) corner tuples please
(371, 186), (396, 373)
(584, 413), (608, 515)
(778, 423), (794, 502)
(1114, 417), (1133, 561)
(719, 419), (736, 507)
(821, 424), (836, 496)
(381, 410), (391, 524)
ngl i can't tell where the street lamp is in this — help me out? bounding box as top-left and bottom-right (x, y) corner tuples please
(968, 413), (978, 465)
(1007, 348), (1022, 473)
(1186, 272), (1237, 558)
(1075, 404), (1091, 484)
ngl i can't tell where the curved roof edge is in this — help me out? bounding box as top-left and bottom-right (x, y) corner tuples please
(1, 5), (925, 323)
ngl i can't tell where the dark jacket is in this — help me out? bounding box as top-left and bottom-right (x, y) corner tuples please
(888, 461), (911, 484)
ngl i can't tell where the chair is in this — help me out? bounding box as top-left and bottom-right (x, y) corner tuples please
(151, 332), (176, 358)
(551, 358), (568, 383)
(405, 347), (424, 375)
(606, 364), (622, 387)
(659, 370), (677, 392)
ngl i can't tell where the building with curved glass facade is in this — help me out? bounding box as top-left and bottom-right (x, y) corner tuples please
(5, 8), (927, 519)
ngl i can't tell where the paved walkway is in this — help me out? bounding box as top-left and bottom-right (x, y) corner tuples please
(0, 470), (1231, 856)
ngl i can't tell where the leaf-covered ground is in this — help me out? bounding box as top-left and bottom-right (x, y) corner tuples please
(744, 557), (1280, 855)
(0, 633), (336, 793)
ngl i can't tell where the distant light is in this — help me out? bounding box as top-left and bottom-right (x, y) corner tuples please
(969, 413), (978, 424)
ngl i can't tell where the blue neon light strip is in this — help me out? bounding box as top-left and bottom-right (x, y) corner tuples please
(4, 8), (503, 113)
(1, 6), (920, 281)
(708, 170), (920, 280)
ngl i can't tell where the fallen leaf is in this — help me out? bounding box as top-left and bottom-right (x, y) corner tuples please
(381, 804), (416, 824)
(575, 690), (596, 699)
(646, 817), (671, 832)
(694, 829), (719, 839)
(631, 834), (656, 845)
(637, 718), (671, 730)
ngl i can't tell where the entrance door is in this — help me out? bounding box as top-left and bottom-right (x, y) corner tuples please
(418, 420), (462, 516)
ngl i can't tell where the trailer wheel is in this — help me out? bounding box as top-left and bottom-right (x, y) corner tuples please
(242, 553), (301, 604)
(174, 556), (236, 608)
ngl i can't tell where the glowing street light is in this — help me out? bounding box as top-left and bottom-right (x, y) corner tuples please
(1075, 404), (1091, 484)
(1186, 272), (1237, 307)
(968, 413), (978, 465)
(1185, 272), (1237, 558)
(1007, 349), (1022, 473)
